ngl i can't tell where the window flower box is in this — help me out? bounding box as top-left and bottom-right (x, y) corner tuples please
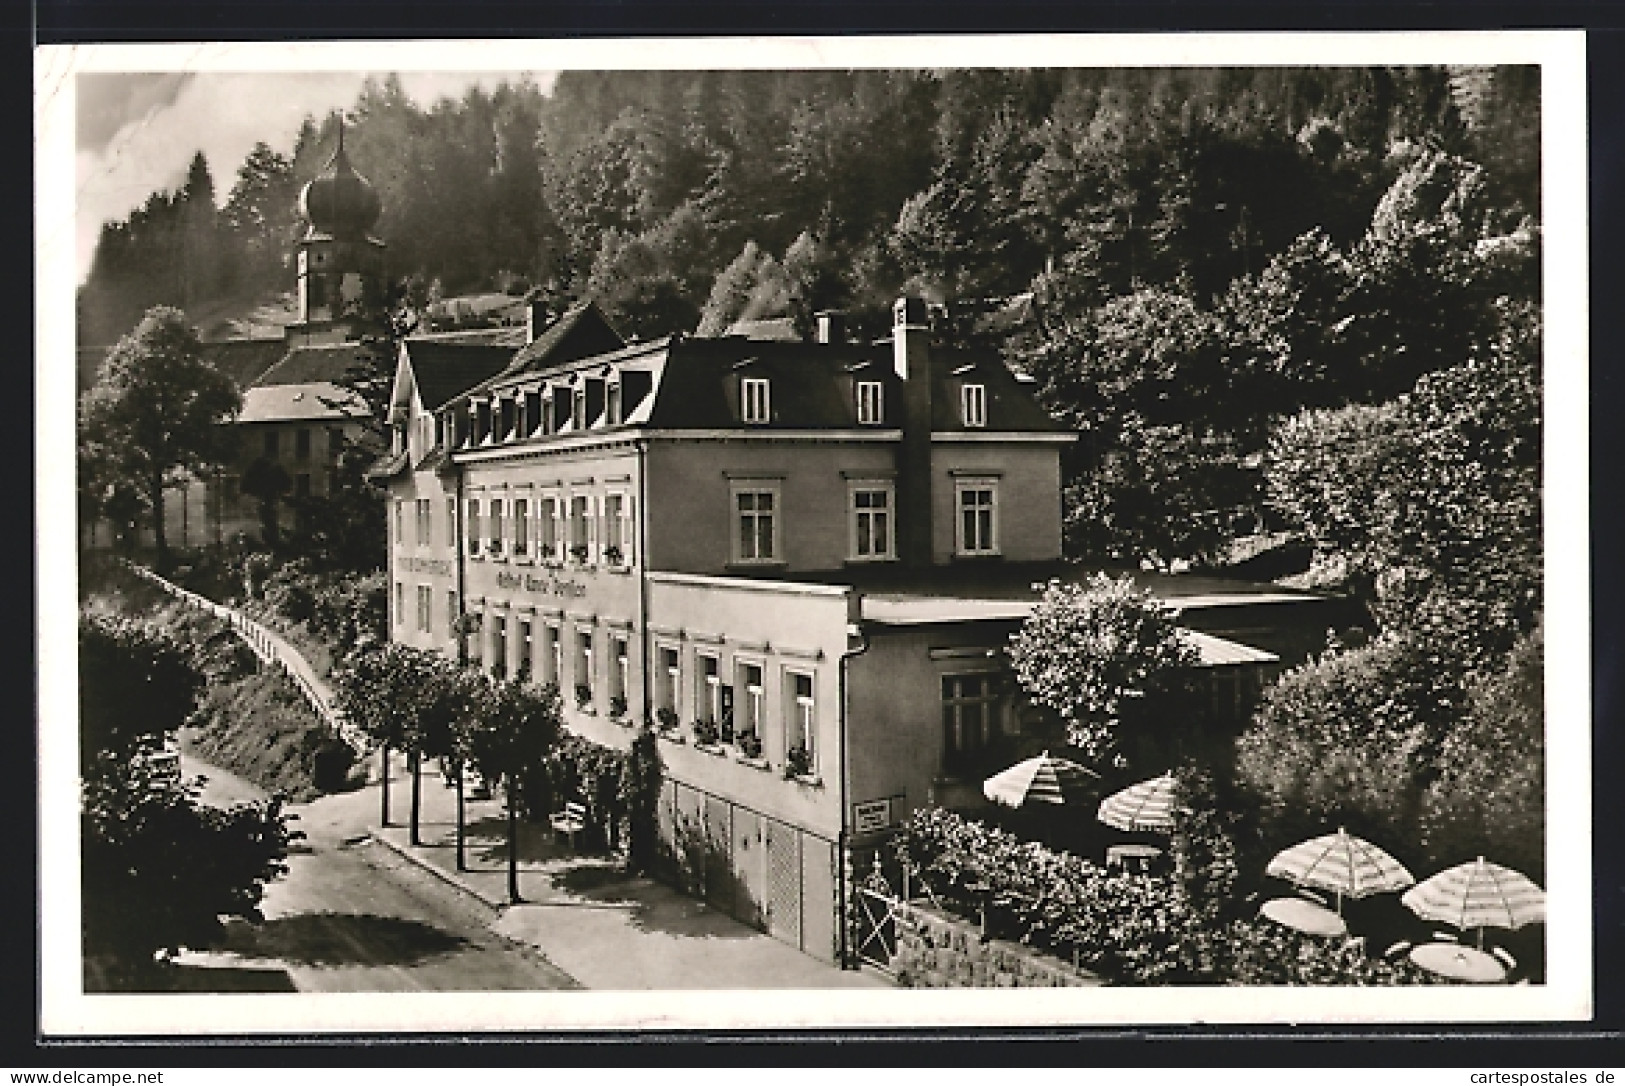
(608, 694), (629, 723)
(734, 753), (771, 772)
(603, 545), (625, 567)
(736, 729), (763, 759)
(569, 543), (592, 564)
(694, 742), (726, 757)
(574, 684), (594, 712)
(783, 745), (815, 780)
(692, 718), (720, 747)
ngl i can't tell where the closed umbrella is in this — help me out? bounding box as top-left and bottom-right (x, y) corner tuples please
(1097, 772), (1179, 833)
(983, 751), (1101, 808)
(1401, 856), (1545, 950)
(1265, 827), (1415, 915)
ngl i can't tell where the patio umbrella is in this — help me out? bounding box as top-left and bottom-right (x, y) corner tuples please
(1097, 772), (1179, 833)
(1265, 827), (1415, 915)
(1401, 857), (1546, 950)
(983, 751), (1101, 808)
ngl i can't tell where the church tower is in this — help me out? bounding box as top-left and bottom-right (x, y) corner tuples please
(287, 120), (386, 346)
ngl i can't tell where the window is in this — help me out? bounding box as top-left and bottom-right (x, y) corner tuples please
(733, 486), (778, 563)
(856, 380), (884, 425)
(296, 427), (312, 461)
(417, 498), (431, 547)
(491, 615), (507, 679)
(849, 482), (894, 561)
(576, 630), (594, 700)
(518, 620), (533, 681)
(961, 383), (987, 427)
(735, 661), (764, 747)
(698, 653), (722, 728)
(787, 671), (815, 769)
(394, 500), (405, 545)
(546, 624), (562, 686)
(569, 495), (593, 562)
(606, 384), (621, 426)
(295, 473), (311, 498)
(446, 498), (457, 550)
(416, 585), (431, 633)
(955, 479), (998, 555)
(467, 615), (482, 665)
(489, 499), (505, 557)
(657, 646), (680, 714)
(538, 496), (559, 560)
(611, 636), (629, 704)
(942, 674), (1000, 775)
(263, 430), (279, 458)
(446, 590), (458, 638)
(466, 500), (481, 555)
(604, 493), (632, 566)
(394, 581), (403, 625)
(741, 377), (771, 424)
(514, 498), (529, 556)
(328, 427), (343, 458)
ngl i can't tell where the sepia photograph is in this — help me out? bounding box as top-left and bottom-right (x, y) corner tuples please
(34, 31), (1591, 1035)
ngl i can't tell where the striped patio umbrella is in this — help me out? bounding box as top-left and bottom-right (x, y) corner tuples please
(983, 751), (1101, 808)
(1401, 857), (1546, 949)
(1265, 827), (1415, 915)
(1096, 772), (1180, 833)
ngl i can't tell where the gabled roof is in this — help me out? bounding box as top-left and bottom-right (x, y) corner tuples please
(483, 300), (625, 388)
(239, 382), (369, 423)
(400, 340), (515, 411)
(408, 325), (530, 348)
(255, 343), (376, 387)
(196, 338), (291, 389)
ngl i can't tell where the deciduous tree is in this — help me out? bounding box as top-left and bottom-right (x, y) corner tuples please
(78, 307), (241, 571)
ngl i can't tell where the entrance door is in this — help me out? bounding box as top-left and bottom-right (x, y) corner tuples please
(704, 797), (732, 905)
(731, 807), (766, 930)
(765, 818), (802, 949)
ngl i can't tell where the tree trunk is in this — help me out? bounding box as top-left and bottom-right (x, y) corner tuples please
(506, 779), (521, 904)
(379, 744), (390, 826)
(409, 749), (422, 846)
(150, 470), (168, 572)
(455, 761), (466, 872)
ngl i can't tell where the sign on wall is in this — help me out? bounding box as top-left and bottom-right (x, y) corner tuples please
(853, 798), (892, 835)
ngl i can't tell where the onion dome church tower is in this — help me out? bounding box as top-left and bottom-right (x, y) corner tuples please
(287, 119), (387, 345)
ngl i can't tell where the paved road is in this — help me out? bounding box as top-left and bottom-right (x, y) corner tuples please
(182, 755), (578, 993)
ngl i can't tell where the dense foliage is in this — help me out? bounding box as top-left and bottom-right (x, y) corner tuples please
(1007, 574), (1199, 769)
(79, 612), (298, 976)
(78, 307), (242, 569)
(894, 806), (1432, 986)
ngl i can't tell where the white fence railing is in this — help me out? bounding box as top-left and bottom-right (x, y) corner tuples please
(123, 560), (368, 754)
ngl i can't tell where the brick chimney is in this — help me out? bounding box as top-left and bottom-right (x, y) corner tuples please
(524, 290), (548, 344)
(815, 310), (846, 345)
(893, 296), (934, 566)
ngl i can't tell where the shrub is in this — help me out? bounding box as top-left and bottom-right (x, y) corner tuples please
(892, 806), (1429, 987)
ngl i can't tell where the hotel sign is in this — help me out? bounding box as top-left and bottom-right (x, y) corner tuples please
(403, 556), (454, 576)
(495, 570), (588, 598)
(852, 798), (892, 834)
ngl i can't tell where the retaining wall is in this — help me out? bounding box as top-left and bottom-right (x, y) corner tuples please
(890, 899), (1102, 988)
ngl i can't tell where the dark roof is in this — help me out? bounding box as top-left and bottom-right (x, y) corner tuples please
(926, 346), (1065, 432)
(644, 338), (897, 429)
(197, 339), (292, 389)
(484, 300), (625, 389)
(255, 343), (375, 387)
(723, 316), (800, 341)
(409, 325), (529, 348)
(401, 341), (515, 410)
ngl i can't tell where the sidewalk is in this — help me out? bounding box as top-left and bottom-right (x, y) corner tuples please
(312, 757), (889, 990)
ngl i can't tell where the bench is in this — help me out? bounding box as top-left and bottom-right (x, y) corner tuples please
(550, 800), (587, 850)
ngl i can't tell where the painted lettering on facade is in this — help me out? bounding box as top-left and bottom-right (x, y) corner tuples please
(403, 556), (454, 576)
(494, 569), (589, 598)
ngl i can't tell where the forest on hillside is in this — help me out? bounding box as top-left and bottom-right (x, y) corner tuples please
(77, 64), (1541, 568)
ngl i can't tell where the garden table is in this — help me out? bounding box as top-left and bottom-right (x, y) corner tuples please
(1408, 942), (1507, 983)
(1106, 843), (1162, 873)
(1259, 895), (1348, 937)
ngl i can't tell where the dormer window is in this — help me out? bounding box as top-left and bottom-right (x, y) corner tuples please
(605, 383), (621, 426)
(961, 383), (987, 428)
(856, 381), (884, 425)
(742, 377), (771, 424)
